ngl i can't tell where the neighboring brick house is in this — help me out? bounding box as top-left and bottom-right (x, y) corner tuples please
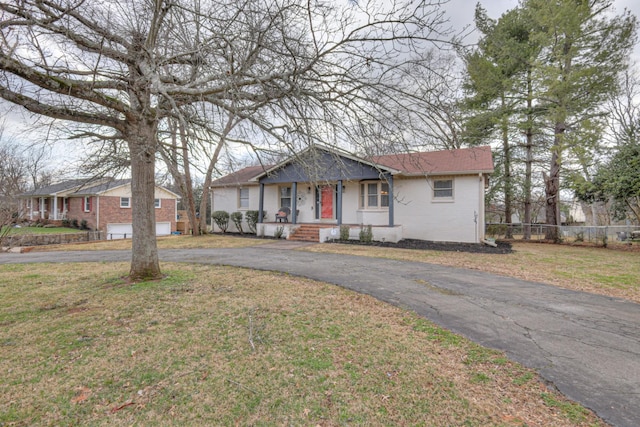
(20, 178), (180, 239)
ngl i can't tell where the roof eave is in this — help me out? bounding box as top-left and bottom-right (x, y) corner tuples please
(397, 169), (495, 177)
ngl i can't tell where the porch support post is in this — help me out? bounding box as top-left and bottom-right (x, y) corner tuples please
(258, 183), (265, 223)
(291, 182), (298, 224)
(40, 197), (45, 219)
(337, 180), (343, 226)
(387, 174), (394, 227)
(53, 195), (58, 220)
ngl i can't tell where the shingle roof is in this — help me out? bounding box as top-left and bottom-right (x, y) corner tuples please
(210, 146), (494, 186)
(211, 165), (270, 187)
(71, 179), (131, 195)
(373, 146), (494, 176)
(20, 179), (92, 197)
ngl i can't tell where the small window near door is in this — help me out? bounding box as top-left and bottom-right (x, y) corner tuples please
(360, 181), (389, 209)
(279, 186), (291, 208)
(120, 197), (130, 208)
(238, 188), (249, 209)
(154, 198), (161, 208)
(433, 179), (454, 199)
(84, 196), (92, 212)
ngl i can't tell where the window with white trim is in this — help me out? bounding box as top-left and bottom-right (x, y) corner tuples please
(238, 188), (249, 209)
(360, 181), (389, 209)
(120, 197), (131, 208)
(154, 198), (161, 208)
(84, 196), (91, 212)
(279, 186), (291, 208)
(433, 179), (454, 199)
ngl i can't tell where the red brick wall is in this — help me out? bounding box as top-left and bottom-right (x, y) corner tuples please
(65, 196), (176, 232)
(67, 196), (98, 229)
(97, 196), (176, 232)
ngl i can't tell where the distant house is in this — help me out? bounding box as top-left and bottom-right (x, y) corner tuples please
(20, 179), (180, 239)
(210, 145), (494, 243)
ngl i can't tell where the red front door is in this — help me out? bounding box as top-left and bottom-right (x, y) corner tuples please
(321, 186), (333, 219)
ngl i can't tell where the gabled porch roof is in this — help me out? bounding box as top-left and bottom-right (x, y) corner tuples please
(252, 145), (398, 184)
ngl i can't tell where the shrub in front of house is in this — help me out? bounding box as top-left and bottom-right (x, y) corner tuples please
(339, 225), (350, 241)
(245, 210), (267, 234)
(359, 224), (373, 243)
(212, 210), (230, 233)
(230, 211), (244, 234)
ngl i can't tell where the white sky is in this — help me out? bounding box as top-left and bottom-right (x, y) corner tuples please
(1, 0), (639, 171)
(444, 0), (640, 61)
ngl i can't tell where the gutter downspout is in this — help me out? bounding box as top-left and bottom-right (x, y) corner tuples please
(258, 183), (265, 225)
(387, 174), (394, 227)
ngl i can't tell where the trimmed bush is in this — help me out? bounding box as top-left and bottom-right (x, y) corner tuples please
(230, 211), (244, 234)
(339, 224), (350, 241)
(245, 210), (266, 234)
(212, 210), (230, 233)
(359, 224), (373, 243)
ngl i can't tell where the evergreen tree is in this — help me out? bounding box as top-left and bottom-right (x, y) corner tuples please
(524, 0), (637, 240)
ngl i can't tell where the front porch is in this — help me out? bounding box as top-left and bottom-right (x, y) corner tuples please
(258, 222), (403, 243)
(23, 196), (69, 222)
(254, 147), (396, 230)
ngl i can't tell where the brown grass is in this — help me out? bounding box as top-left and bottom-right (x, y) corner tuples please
(30, 233), (271, 251)
(0, 262), (604, 426)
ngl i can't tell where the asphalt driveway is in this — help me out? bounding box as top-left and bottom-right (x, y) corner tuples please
(1, 245), (638, 427)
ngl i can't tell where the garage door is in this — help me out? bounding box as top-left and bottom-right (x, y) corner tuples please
(156, 222), (171, 236)
(106, 223), (132, 240)
(106, 222), (171, 240)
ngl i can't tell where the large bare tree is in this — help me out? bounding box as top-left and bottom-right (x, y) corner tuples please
(0, 0), (452, 279)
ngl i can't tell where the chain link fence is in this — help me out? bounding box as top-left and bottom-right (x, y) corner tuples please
(486, 223), (640, 247)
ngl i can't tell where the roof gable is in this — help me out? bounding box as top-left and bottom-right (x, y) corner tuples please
(257, 145), (394, 184)
(71, 179), (131, 195)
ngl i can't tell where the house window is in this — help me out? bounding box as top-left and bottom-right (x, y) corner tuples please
(154, 198), (161, 208)
(238, 188), (249, 209)
(279, 186), (291, 208)
(84, 197), (91, 212)
(360, 181), (389, 209)
(433, 179), (454, 199)
(120, 197), (131, 208)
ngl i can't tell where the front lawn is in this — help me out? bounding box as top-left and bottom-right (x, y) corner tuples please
(0, 263), (603, 426)
(2, 226), (82, 235)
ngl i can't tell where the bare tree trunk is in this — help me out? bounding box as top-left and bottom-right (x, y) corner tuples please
(544, 130), (563, 242)
(523, 70), (534, 240)
(128, 122), (161, 280)
(178, 123), (200, 236)
(197, 113), (236, 234)
(501, 99), (513, 239)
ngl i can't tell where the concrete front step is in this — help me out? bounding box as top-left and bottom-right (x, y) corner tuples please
(289, 224), (334, 242)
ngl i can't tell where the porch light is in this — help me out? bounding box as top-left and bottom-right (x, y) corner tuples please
(307, 186), (311, 193)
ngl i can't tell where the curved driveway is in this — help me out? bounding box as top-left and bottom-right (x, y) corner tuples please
(1, 245), (639, 427)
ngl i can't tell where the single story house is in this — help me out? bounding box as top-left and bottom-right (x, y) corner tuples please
(210, 145), (494, 243)
(20, 178), (180, 239)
